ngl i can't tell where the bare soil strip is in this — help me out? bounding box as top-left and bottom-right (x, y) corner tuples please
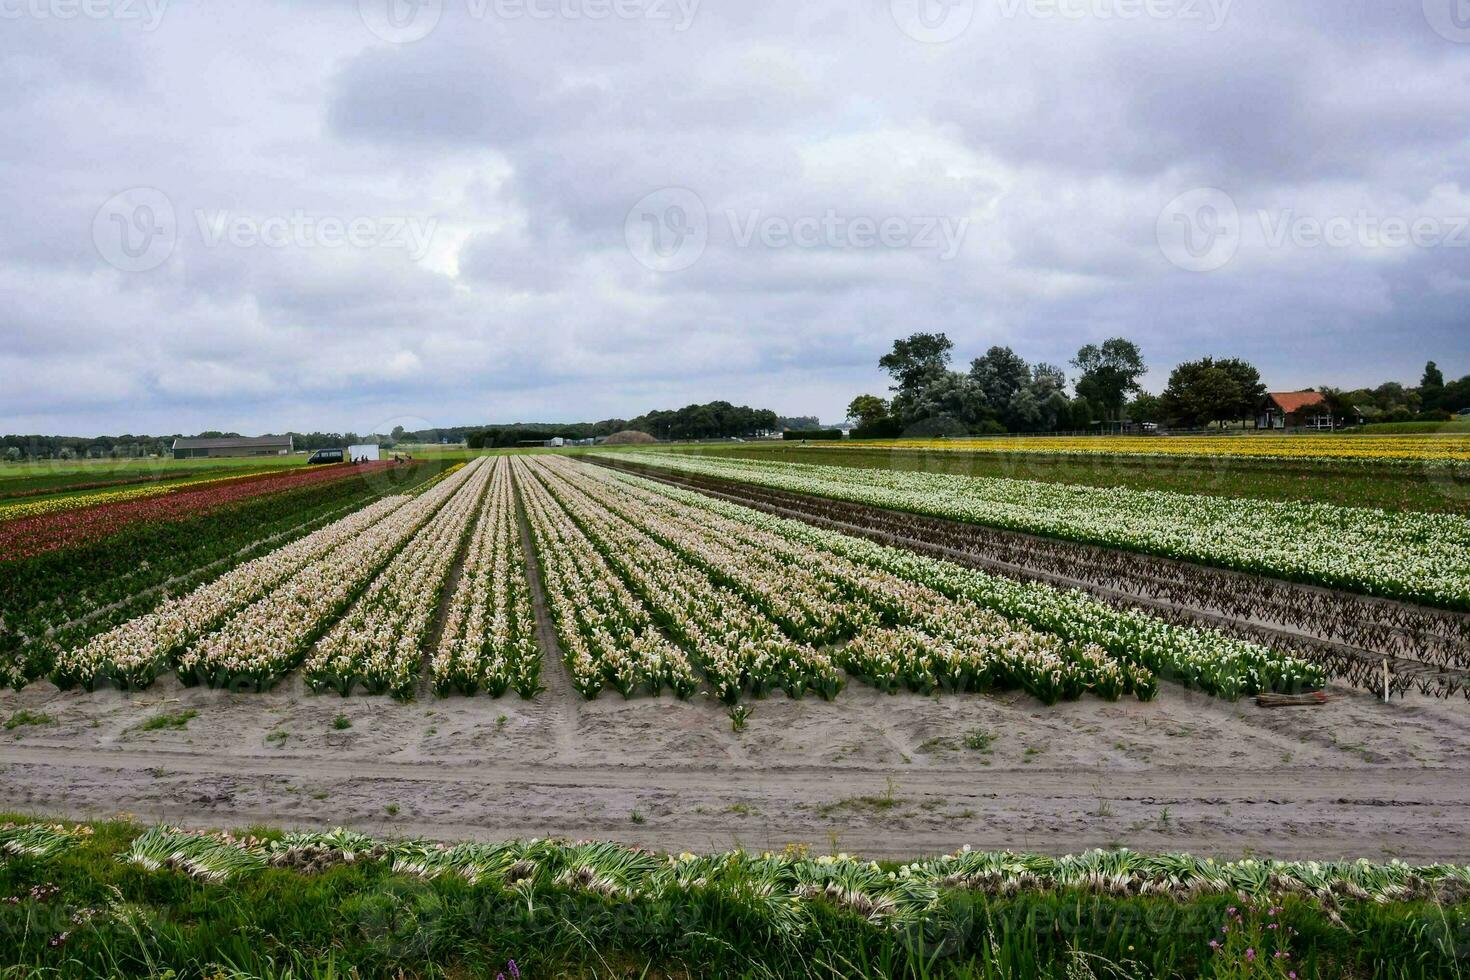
(4, 669), (1468, 862)
(593, 457), (1470, 699)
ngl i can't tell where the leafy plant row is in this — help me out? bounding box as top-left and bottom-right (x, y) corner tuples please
(305, 458), (495, 698)
(0, 464), (441, 690)
(431, 457), (541, 698)
(554, 459), (1150, 703)
(582, 459), (1322, 700)
(48, 463), (474, 691)
(3, 819), (1467, 979)
(614, 452), (1470, 611)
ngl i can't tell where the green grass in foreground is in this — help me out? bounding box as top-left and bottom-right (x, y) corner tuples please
(664, 444), (1470, 515)
(1, 818), (1467, 979)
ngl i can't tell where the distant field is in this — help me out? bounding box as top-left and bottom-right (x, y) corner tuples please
(0, 454), (302, 502)
(795, 433), (1470, 466)
(662, 442), (1470, 514)
(1360, 420), (1470, 434)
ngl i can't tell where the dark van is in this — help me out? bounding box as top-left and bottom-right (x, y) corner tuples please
(307, 448), (345, 465)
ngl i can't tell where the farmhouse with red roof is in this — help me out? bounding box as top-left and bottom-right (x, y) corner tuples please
(1257, 391), (1335, 430)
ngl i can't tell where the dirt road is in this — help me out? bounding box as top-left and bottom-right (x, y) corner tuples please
(4, 675), (1468, 861)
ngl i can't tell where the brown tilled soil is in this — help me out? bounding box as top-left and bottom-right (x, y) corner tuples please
(3, 676), (1468, 861)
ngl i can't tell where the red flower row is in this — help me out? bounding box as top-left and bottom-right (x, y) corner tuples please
(0, 463), (402, 562)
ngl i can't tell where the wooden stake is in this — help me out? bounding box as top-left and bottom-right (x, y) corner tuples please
(1383, 659), (1390, 703)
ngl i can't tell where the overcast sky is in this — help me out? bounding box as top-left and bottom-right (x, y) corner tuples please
(3, 0), (1469, 435)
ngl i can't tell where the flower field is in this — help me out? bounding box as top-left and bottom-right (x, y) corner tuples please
(831, 434), (1470, 466)
(431, 457), (541, 698)
(0, 463), (440, 691)
(521, 457), (1321, 703)
(304, 459), (494, 698)
(0, 467), (224, 502)
(613, 452), (1470, 611)
(7, 452), (1333, 703)
(175, 461), (481, 691)
(0, 461), (402, 562)
(0, 467), (281, 522)
(51, 493), (412, 691)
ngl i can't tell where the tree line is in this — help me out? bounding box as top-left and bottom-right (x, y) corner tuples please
(847, 333), (1469, 435)
(846, 333), (1147, 436)
(2, 400), (797, 460)
(466, 402), (785, 448)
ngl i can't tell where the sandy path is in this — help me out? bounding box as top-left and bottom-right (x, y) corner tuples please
(4, 675), (1468, 862)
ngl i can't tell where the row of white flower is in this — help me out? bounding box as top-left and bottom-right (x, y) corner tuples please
(172, 462), (481, 690)
(528, 456), (842, 702)
(616, 452), (1470, 610)
(430, 458), (542, 698)
(608, 462), (1326, 699)
(302, 458), (495, 699)
(515, 457), (698, 699)
(569, 461), (1142, 703)
(51, 494), (412, 691)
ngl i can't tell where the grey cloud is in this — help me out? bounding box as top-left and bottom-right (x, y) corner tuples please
(0, 0), (1466, 435)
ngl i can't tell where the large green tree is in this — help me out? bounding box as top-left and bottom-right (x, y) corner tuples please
(1071, 338), (1146, 420)
(1421, 361), (1446, 412)
(1128, 392), (1164, 424)
(879, 333), (954, 395)
(1160, 362), (1240, 427)
(1160, 357), (1265, 427)
(845, 394), (891, 428)
(969, 346), (1031, 412)
(891, 370), (993, 431)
